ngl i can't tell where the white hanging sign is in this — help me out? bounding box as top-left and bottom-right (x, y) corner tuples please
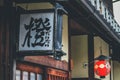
(18, 11), (54, 53)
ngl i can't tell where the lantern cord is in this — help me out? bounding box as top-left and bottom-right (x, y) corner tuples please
(100, 46), (102, 55)
(25, 0), (29, 11)
(100, 38), (103, 55)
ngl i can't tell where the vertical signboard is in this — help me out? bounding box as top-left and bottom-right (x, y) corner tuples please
(17, 4), (67, 59)
(17, 9), (55, 55)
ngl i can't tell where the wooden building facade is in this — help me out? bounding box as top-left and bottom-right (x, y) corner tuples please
(1, 0), (120, 80)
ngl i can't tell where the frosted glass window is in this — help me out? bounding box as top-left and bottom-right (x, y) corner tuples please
(30, 72), (35, 80)
(16, 70), (21, 80)
(23, 71), (28, 80)
(37, 74), (42, 80)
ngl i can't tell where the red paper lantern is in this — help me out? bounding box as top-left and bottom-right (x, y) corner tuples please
(94, 60), (111, 78)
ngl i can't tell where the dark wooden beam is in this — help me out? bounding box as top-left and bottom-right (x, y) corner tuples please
(14, 0), (50, 3)
(14, 0), (67, 3)
(14, 0), (68, 3)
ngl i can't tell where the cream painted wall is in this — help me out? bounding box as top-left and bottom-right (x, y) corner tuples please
(113, 61), (120, 80)
(94, 37), (109, 58)
(71, 35), (88, 78)
(16, 3), (53, 10)
(61, 15), (68, 62)
(94, 37), (110, 80)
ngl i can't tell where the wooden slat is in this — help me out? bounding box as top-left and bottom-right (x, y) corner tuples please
(17, 63), (43, 73)
(14, 0), (50, 3)
(24, 56), (68, 70)
(47, 68), (68, 77)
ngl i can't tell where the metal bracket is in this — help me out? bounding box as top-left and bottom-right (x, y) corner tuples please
(54, 50), (66, 60)
(53, 3), (67, 60)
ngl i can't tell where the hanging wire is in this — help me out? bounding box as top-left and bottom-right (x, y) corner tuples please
(100, 38), (103, 55)
(25, 0), (29, 11)
(25, 3), (29, 11)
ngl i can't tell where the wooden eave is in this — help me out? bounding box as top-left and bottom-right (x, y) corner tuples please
(58, 0), (118, 44)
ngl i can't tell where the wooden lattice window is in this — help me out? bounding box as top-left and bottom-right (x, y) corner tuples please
(47, 68), (68, 80)
(16, 63), (43, 80)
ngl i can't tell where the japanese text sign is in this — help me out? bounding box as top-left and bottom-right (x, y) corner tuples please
(18, 11), (54, 52)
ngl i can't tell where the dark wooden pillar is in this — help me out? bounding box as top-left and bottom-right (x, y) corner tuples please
(0, 7), (16, 80)
(1, 0), (16, 80)
(0, 9), (4, 80)
(88, 34), (95, 80)
(0, 0), (3, 6)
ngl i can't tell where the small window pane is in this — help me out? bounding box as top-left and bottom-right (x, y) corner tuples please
(23, 71), (28, 80)
(30, 72), (35, 80)
(37, 74), (42, 80)
(16, 70), (20, 80)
